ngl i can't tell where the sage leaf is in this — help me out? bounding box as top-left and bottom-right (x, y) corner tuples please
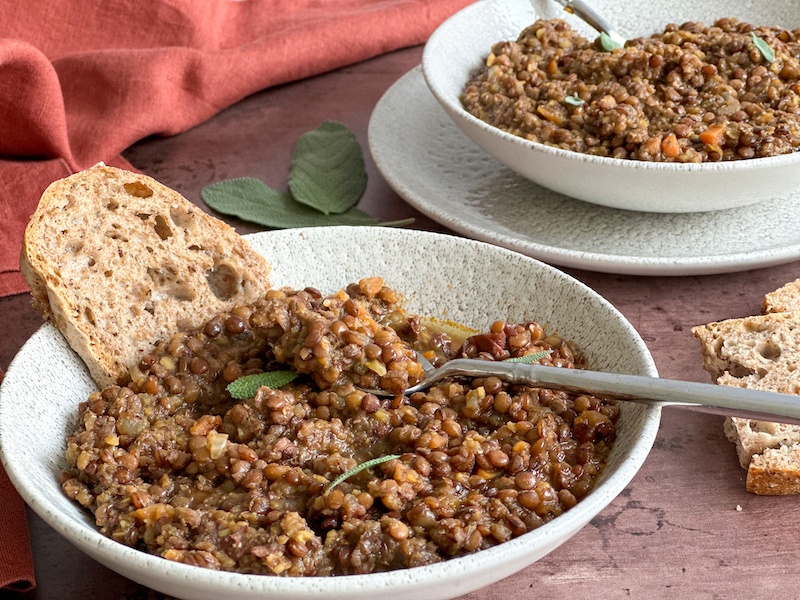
(289, 121), (368, 215)
(600, 32), (622, 52)
(751, 32), (775, 63)
(227, 370), (299, 400)
(326, 454), (401, 492)
(505, 349), (553, 364)
(565, 93), (585, 107)
(201, 178), (380, 228)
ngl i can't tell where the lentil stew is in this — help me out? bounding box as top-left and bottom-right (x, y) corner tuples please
(461, 18), (800, 162)
(62, 278), (618, 576)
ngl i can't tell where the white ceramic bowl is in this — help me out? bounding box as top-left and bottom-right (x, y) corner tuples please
(0, 227), (660, 600)
(422, 0), (800, 213)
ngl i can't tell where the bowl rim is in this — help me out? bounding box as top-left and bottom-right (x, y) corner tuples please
(421, 0), (800, 175)
(0, 227), (662, 597)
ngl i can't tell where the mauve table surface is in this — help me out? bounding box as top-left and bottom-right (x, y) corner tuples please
(3, 45), (799, 600)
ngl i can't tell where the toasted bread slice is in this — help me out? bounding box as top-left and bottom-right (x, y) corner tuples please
(20, 164), (271, 388)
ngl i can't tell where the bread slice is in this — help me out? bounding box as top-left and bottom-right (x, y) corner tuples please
(692, 299), (800, 493)
(762, 278), (800, 313)
(747, 444), (800, 495)
(20, 164), (272, 388)
(692, 312), (800, 394)
(722, 417), (800, 469)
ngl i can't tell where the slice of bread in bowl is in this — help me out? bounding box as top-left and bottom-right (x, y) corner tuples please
(20, 164), (272, 388)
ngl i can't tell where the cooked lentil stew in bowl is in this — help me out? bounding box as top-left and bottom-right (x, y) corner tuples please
(462, 18), (800, 163)
(421, 0), (800, 212)
(62, 277), (620, 575)
(0, 228), (660, 599)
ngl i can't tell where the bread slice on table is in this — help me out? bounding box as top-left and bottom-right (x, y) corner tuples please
(747, 444), (800, 495)
(20, 164), (272, 389)
(762, 278), (800, 313)
(692, 301), (800, 494)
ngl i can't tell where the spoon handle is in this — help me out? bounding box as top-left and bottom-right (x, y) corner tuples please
(426, 358), (800, 425)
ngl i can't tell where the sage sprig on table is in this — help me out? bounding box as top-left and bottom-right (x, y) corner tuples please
(201, 121), (413, 229)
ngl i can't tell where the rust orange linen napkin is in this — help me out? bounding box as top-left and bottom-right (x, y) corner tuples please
(0, 0), (474, 298)
(0, 0), (474, 592)
(0, 365), (35, 593)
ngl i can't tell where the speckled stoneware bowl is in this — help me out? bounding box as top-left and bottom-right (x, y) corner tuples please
(422, 0), (800, 213)
(0, 227), (660, 600)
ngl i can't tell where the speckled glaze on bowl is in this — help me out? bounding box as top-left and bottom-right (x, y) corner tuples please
(422, 0), (800, 213)
(0, 228), (660, 600)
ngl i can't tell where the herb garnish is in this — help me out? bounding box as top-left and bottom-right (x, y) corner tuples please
(326, 454), (401, 492)
(564, 93), (585, 107)
(227, 370), (299, 400)
(505, 349), (553, 364)
(201, 121), (413, 229)
(750, 32), (775, 63)
(600, 32), (623, 52)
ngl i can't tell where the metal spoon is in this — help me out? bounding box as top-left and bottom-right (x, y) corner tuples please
(390, 356), (800, 426)
(550, 0), (626, 47)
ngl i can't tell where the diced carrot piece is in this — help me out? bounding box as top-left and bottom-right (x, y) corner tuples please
(699, 123), (726, 146)
(661, 133), (681, 158)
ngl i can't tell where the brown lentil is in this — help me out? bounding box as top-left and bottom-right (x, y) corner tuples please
(462, 18), (800, 163)
(62, 278), (618, 576)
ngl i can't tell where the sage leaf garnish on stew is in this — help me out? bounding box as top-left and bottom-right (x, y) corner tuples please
(751, 32), (775, 63)
(326, 454), (401, 492)
(600, 31), (623, 52)
(564, 93), (585, 107)
(227, 370), (299, 400)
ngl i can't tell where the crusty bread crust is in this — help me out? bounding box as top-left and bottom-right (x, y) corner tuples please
(747, 444), (800, 495)
(20, 164), (272, 388)
(762, 278), (800, 314)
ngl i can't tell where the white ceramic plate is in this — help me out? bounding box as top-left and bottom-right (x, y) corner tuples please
(420, 0), (800, 213)
(0, 227), (659, 600)
(368, 67), (800, 276)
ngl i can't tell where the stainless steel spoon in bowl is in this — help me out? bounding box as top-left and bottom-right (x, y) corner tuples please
(549, 0), (626, 47)
(384, 356), (800, 426)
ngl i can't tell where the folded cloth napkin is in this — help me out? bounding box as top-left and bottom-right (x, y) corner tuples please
(0, 365), (35, 593)
(0, 0), (474, 298)
(0, 0), (474, 591)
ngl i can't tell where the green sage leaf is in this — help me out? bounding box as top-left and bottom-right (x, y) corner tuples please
(751, 32), (775, 63)
(564, 93), (585, 107)
(201, 178), (382, 228)
(600, 32), (623, 52)
(227, 370), (299, 400)
(289, 121), (368, 215)
(326, 454), (401, 492)
(505, 349), (553, 364)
